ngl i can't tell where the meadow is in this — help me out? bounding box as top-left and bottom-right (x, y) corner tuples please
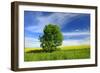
(24, 45), (90, 61)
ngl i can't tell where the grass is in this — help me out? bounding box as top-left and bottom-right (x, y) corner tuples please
(60, 45), (90, 50)
(24, 45), (90, 61)
(25, 48), (42, 53)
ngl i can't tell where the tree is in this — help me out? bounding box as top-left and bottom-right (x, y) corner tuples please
(39, 24), (63, 52)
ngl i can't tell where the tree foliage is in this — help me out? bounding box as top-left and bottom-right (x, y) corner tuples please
(39, 24), (63, 52)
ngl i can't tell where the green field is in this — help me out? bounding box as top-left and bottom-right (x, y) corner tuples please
(24, 45), (90, 61)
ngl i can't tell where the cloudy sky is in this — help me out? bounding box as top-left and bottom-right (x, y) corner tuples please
(24, 11), (90, 48)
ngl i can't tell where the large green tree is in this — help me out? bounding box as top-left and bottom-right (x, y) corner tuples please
(39, 24), (63, 52)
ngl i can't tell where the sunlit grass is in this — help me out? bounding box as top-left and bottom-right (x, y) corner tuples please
(59, 45), (90, 50)
(24, 45), (90, 61)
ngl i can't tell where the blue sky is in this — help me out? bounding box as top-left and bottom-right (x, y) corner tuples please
(24, 11), (90, 48)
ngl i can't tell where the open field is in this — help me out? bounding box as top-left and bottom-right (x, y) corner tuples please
(24, 45), (90, 61)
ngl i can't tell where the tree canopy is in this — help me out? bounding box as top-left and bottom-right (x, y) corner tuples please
(39, 24), (63, 52)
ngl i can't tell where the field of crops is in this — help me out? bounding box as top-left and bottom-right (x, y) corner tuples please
(24, 45), (90, 61)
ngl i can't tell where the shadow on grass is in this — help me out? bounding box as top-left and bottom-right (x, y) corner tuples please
(26, 48), (61, 53)
(26, 50), (44, 53)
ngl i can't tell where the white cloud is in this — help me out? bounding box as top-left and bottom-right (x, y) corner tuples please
(62, 31), (90, 36)
(80, 37), (90, 45)
(25, 36), (90, 48)
(25, 12), (80, 33)
(62, 31), (90, 46)
(62, 38), (90, 46)
(25, 37), (40, 48)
